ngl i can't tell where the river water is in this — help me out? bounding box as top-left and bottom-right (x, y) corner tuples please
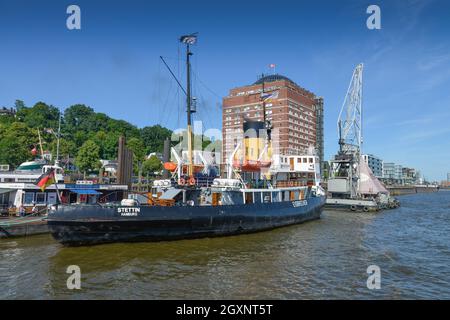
(1, 191), (449, 299)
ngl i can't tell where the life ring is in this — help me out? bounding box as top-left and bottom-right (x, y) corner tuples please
(350, 205), (357, 211)
(363, 206), (369, 212)
(188, 177), (196, 186)
(179, 178), (186, 185)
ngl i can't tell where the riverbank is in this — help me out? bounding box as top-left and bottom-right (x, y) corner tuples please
(387, 185), (439, 196)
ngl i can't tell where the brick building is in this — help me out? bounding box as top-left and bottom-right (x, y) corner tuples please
(222, 74), (324, 169)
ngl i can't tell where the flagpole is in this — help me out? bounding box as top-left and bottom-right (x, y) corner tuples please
(52, 169), (63, 204)
(54, 180), (63, 204)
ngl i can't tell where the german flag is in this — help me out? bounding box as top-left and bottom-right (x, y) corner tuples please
(35, 169), (56, 191)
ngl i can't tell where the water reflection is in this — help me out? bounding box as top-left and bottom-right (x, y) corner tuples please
(1, 192), (449, 299)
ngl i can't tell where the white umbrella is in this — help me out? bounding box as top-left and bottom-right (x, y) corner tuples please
(13, 189), (24, 208)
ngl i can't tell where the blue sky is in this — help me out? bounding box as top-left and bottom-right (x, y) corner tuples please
(0, 0), (449, 181)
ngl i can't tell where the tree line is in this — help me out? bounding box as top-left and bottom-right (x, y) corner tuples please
(0, 100), (174, 176)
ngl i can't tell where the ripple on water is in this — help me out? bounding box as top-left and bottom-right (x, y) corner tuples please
(1, 192), (450, 299)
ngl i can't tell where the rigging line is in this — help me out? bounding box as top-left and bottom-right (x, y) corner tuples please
(177, 43), (181, 129)
(191, 67), (222, 102)
(160, 56), (187, 96)
(160, 76), (174, 127)
(157, 57), (163, 125)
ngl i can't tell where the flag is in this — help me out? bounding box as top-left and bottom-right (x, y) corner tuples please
(261, 90), (279, 101)
(35, 169), (56, 191)
(180, 34), (197, 44)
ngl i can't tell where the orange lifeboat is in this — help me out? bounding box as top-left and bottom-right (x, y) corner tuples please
(233, 160), (272, 172)
(163, 162), (177, 172)
(165, 162), (205, 174)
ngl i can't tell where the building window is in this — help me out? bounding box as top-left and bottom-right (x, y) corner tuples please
(36, 192), (46, 204)
(24, 192), (35, 205)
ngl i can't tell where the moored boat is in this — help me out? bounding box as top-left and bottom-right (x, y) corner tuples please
(47, 33), (326, 246)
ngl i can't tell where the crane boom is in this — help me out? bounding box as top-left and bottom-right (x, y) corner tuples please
(337, 63), (363, 155)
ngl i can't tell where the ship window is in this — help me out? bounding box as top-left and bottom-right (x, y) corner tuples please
(245, 192), (253, 204)
(263, 192), (271, 203)
(272, 192), (281, 202)
(303, 158), (307, 163)
(283, 191), (290, 201)
(309, 158), (313, 163)
(254, 192), (262, 204)
(297, 158), (301, 163)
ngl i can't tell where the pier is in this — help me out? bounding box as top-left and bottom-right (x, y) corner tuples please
(0, 216), (48, 238)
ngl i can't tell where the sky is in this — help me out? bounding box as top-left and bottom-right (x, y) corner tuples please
(0, 0), (449, 181)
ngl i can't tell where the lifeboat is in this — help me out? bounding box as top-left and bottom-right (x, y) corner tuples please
(164, 162), (205, 174)
(163, 162), (177, 172)
(233, 160), (272, 172)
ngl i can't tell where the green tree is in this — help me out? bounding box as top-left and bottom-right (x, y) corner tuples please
(50, 138), (77, 159)
(0, 122), (38, 167)
(127, 137), (146, 174)
(14, 99), (26, 112)
(140, 125), (172, 154)
(75, 140), (101, 176)
(17, 102), (60, 129)
(142, 155), (162, 176)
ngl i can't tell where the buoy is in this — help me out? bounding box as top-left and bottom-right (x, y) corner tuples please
(179, 178), (185, 185)
(188, 177), (196, 186)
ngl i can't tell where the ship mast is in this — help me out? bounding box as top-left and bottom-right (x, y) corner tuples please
(180, 33), (197, 178)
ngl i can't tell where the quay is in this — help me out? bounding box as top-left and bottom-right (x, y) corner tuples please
(387, 185), (439, 196)
(0, 216), (48, 238)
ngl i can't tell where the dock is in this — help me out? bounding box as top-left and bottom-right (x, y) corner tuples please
(387, 185), (439, 196)
(0, 216), (49, 238)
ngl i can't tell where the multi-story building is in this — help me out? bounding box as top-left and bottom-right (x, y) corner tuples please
(362, 154), (383, 178)
(447, 172), (450, 182)
(394, 164), (403, 181)
(402, 167), (417, 185)
(382, 162), (403, 185)
(383, 162), (396, 179)
(222, 74), (324, 170)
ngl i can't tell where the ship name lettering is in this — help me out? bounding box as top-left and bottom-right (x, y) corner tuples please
(117, 207), (141, 215)
(292, 200), (308, 207)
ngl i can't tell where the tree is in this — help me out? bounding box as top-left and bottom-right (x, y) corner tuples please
(17, 102), (60, 129)
(63, 104), (95, 133)
(0, 122), (37, 167)
(14, 99), (26, 112)
(127, 137), (146, 174)
(142, 155), (162, 176)
(75, 140), (101, 176)
(140, 125), (172, 154)
(50, 138), (77, 159)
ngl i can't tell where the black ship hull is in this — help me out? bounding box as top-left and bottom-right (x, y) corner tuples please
(47, 195), (325, 246)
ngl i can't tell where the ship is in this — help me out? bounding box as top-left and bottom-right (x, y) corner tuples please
(47, 33), (326, 246)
